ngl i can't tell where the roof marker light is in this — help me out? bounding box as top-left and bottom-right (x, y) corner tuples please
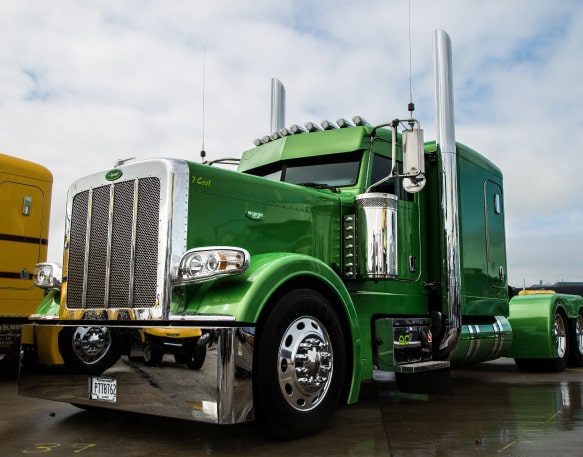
(279, 128), (292, 137)
(270, 131), (282, 141)
(321, 120), (338, 130)
(253, 138), (262, 146)
(261, 135), (272, 144)
(336, 118), (354, 128)
(305, 122), (323, 132)
(352, 116), (371, 127)
(290, 124), (307, 134)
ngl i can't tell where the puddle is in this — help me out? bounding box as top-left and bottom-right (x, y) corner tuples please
(377, 362), (583, 456)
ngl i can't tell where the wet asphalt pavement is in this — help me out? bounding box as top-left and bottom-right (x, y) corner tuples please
(2, 358), (583, 456)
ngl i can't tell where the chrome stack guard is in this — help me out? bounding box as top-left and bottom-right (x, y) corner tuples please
(18, 322), (254, 424)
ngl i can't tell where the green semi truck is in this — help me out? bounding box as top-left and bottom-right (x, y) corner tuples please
(19, 30), (583, 438)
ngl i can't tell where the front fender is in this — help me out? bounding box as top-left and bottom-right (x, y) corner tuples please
(181, 252), (362, 403)
(35, 289), (61, 317)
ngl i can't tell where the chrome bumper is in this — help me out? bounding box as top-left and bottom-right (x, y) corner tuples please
(18, 322), (254, 424)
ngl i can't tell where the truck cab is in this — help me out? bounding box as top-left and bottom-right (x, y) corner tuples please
(0, 153), (52, 374)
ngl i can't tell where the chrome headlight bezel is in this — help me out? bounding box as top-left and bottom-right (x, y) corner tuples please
(173, 247), (250, 285)
(34, 262), (63, 290)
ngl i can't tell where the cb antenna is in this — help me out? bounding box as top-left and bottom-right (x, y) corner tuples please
(200, 45), (207, 163)
(407, 0), (415, 119)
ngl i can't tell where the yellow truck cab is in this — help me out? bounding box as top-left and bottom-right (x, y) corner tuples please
(0, 153), (52, 373)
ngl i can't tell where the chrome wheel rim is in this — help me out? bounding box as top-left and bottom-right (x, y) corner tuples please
(72, 327), (112, 365)
(576, 315), (583, 355)
(553, 314), (567, 359)
(278, 316), (333, 411)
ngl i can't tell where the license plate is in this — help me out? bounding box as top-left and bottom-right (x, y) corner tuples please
(89, 376), (117, 402)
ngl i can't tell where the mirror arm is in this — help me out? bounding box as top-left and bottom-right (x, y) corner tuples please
(366, 119), (401, 193)
(390, 119), (399, 178)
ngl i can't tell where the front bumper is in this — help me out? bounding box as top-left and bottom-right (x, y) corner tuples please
(18, 321), (254, 424)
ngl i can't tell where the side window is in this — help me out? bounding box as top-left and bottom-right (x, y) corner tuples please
(370, 154), (414, 202)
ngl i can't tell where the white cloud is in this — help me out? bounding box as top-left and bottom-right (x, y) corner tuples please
(0, 0), (582, 286)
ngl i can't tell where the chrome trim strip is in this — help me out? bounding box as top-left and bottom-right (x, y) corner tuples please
(493, 316), (503, 359)
(128, 179), (139, 307)
(104, 184), (115, 307)
(494, 316), (504, 358)
(472, 325), (481, 361)
(434, 29), (462, 359)
(81, 189), (93, 308)
(28, 314), (59, 320)
(168, 314), (237, 322)
(464, 325), (474, 362)
(163, 173), (176, 315)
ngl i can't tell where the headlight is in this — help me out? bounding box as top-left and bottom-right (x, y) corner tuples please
(174, 247), (250, 284)
(34, 262), (62, 290)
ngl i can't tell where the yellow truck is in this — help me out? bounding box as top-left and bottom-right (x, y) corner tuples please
(0, 153), (52, 374)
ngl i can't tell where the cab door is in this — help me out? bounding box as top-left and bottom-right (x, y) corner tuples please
(485, 179), (507, 288)
(0, 181), (46, 291)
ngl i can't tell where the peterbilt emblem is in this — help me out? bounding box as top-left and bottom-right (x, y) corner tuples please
(105, 169), (123, 181)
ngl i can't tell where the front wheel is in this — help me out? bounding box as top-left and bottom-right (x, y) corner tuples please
(143, 341), (163, 367)
(253, 289), (346, 439)
(58, 326), (121, 375)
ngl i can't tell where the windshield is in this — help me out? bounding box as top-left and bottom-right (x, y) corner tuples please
(245, 151), (362, 188)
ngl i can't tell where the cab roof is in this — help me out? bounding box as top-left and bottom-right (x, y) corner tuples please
(0, 153), (53, 182)
(238, 124), (503, 178)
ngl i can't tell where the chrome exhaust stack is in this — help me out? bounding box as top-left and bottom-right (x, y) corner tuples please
(434, 29), (462, 359)
(270, 78), (286, 134)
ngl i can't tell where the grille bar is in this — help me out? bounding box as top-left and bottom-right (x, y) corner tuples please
(103, 184), (115, 307)
(128, 179), (139, 307)
(81, 189), (93, 308)
(66, 178), (160, 310)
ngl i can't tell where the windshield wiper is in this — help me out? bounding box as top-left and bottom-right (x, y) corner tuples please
(296, 182), (340, 193)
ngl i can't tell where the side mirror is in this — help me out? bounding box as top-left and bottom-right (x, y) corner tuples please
(402, 128), (426, 193)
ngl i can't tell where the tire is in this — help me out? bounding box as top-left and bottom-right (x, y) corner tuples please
(58, 326), (121, 375)
(515, 310), (569, 372)
(569, 312), (583, 367)
(143, 341), (163, 367)
(253, 288), (346, 439)
(186, 344), (206, 370)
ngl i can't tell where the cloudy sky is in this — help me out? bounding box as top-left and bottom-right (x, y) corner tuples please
(1, 0), (581, 287)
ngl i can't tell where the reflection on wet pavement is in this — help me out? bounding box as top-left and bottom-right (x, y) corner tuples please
(378, 358), (583, 456)
(1, 380), (388, 457)
(4, 357), (583, 456)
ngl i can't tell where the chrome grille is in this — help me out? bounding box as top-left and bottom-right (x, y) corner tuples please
(66, 178), (160, 309)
